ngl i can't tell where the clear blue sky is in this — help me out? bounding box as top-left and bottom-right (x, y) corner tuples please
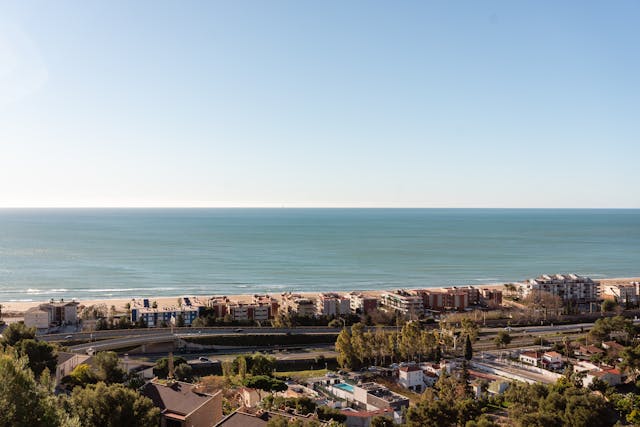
(1, 1), (638, 207)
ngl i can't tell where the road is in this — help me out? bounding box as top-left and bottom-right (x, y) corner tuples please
(50, 320), (601, 354)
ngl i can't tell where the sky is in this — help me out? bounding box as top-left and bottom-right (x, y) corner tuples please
(0, 1), (638, 208)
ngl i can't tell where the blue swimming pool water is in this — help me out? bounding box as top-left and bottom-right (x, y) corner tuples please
(334, 383), (354, 393)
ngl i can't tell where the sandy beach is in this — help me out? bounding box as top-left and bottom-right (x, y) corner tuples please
(2, 276), (637, 319)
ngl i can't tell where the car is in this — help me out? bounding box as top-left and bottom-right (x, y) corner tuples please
(64, 335), (73, 339)
(198, 357), (212, 363)
(234, 328), (244, 333)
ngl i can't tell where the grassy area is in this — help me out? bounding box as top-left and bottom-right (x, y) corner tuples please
(274, 368), (328, 380)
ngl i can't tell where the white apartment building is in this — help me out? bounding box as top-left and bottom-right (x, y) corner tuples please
(316, 293), (350, 317)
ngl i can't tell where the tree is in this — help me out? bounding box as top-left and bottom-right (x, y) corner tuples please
(316, 405), (347, 422)
(63, 364), (98, 389)
(460, 318), (479, 341)
(1, 321), (36, 346)
(174, 363), (194, 382)
(15, 339), (57, 377)
(64, 382), (160, 427)
(601, 299), (616, 313)
(250, 353), (277, 376)
(399, 321), (421, 362)
(335, 328), (356, 369)
(93, 351), (125, 384)
(494, 331), (511, 348)
(371, 415), (394, 427)
(463, 334), (473, 361)
(176, 314), (185, 327)
(243, 375), (287, 392)
(153, 356), (187, 379)
(0, 349), (69, 426)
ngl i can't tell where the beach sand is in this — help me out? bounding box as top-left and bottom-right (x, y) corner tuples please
(1, 277), (637, 319)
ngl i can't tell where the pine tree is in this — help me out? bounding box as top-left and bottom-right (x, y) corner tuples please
(463, 334), (473, 361)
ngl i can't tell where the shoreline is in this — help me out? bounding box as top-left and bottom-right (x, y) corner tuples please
(1, 276), (638, 318)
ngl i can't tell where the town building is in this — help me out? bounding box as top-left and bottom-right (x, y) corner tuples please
(349, 293), (378, 315)
(481, 288), (503, 307)
(398, 366), (425, 392)
(55, 352), (94, 387)
(280, 293), (317, 317)
(584, 368), (622, 387)
(24, 300), (79, 329)
(518, 351), (541, 367)
(380, 290), (424, 317)
(601, 283), (638, 306)
(207, 297), (231, 318)
(131, 304), (202, 327)
(215, 409), (321, 427)
(413, 288), (470, 311)
(352, 382), (410, 418)
(340, 408), (394, 427)
(24, 307), (51, 329)
(227, 303), (271, 322)
(518, 274), (600, 305)
(541, 351), (563, 370)
(252, 295), (279, 317)
(141, 379), (223, 427)
(316, 293), (351, 317)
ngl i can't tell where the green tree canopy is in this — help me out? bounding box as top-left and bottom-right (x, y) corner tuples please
(63, 382), (160, 427)
(243, 375), (287, 392)
(1, 321), (36, 346)
(93, 351), (125, 384)
(15, 338), (57, 377)
(0, 349), (70, 427)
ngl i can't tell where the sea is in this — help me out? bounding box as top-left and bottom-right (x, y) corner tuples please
(0, 209), (638, 302)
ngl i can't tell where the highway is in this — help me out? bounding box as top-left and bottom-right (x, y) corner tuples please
(56, 320), (598, 354)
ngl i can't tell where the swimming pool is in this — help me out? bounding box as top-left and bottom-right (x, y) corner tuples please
(334, 383), (354, 393)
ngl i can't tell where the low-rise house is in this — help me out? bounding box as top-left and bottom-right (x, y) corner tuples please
(352, 382), (410, 413)
(519, 351), (541, 367)
(541, 351), (563, 370)
(238, 388), (267, 408)
(55, 352), (93, 386)
(576, 345), (605, 357)
(141, 379), (223, 427)
(423, 371), (438, 387)
(215, 409), (322, 427)
(340, 408), (394, 427)
(487, 380), (510, 395)
(602, 341), (625, 356)
(584, 368), (622, 387)
(398, 366), (424, 392)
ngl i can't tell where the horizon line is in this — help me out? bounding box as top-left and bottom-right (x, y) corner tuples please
(0, 205), (639, 210)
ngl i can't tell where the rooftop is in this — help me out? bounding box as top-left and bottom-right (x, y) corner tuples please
(141, 380), (218, 417)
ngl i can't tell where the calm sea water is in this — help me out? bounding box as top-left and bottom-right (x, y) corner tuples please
(0, 209), (638, 302)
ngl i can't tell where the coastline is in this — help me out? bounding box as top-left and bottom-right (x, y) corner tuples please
(2, 276), (638, 319)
